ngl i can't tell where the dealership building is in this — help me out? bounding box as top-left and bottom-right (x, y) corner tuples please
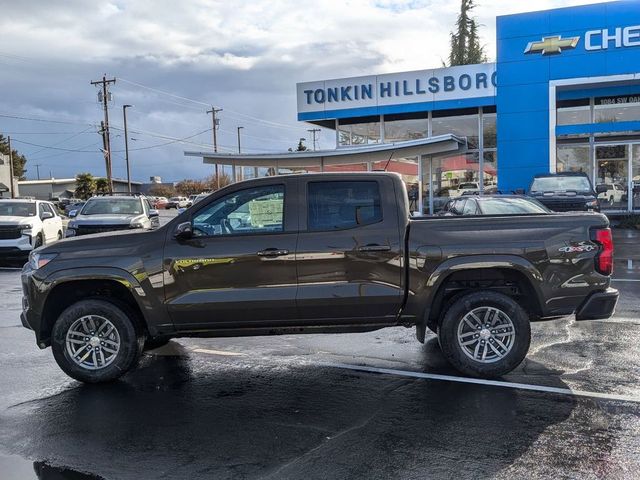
(189, 1), (640, 214)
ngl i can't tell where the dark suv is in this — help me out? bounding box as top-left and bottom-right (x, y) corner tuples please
(528, 172), (601, 212)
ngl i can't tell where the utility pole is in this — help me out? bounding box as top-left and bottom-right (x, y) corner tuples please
(34, 164), (42, 180)
(206, 106), (223, 189)
(123, 104), (133, 193)
(307, 128), (321, 151)
(7, 136), (14, 198)
(91, 75), (116, 193)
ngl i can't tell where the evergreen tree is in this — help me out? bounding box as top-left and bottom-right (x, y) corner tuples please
(0, 134), (28, 180)
(446, 0), (487, 66)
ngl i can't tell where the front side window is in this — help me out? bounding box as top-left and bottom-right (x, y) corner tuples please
(308, 181), (382, 231)
(192, 185), (284, 237)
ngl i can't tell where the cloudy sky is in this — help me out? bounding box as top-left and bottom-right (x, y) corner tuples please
(1, 0), (607, 183)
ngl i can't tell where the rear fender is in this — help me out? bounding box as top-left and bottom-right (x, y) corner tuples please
(415, 254), (544, 326)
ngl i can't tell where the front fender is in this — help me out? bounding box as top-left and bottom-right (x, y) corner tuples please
(35, 266), (170, 339)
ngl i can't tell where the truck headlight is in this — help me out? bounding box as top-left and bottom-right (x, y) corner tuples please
(29, 252), (57, 270)
(19, 224), (34, 232)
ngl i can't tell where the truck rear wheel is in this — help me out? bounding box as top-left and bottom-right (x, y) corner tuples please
(437, 291), (530, 378)
(51, 299), (144, 383)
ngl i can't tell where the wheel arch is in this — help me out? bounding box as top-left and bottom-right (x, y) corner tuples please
(419, 256), (544, 333)
(38, 268), (153, 346)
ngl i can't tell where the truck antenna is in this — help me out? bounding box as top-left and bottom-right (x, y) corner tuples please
(383, 150), (395, 171)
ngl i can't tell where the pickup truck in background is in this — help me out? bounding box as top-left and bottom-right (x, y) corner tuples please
(20, 173), (618, 383)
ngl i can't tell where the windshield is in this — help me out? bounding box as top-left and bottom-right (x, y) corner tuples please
(530, 176), (591, 192)
(80, 198), (143, 216)
(0, 202), (36, 217)
(478, 198), (550, 215)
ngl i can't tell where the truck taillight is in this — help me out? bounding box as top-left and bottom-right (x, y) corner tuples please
(591, 227), (613, 276)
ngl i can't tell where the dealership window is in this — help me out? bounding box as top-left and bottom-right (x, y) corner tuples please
(556, 144), (591, 179)
(383, 112), (428, 142)
(594, 95), (640, 123)
(338, 116), (381, 146)
(483, 111), (496, 149)
(557, 98), (591, 125)
(432, 109), (479, 149)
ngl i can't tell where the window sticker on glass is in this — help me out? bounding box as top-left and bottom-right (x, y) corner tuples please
(249, 199), (283, 227)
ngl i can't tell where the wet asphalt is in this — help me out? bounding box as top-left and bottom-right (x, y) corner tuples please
(0, 219), (639, 480)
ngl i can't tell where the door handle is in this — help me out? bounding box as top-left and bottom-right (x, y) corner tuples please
(257, 248), (289, 257)
(357, 244), (392, 252)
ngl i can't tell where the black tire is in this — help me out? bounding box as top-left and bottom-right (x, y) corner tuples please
(51, 299), (144, 383)
(437, 290), (531, 378)
(144, 336), (171, 351)
(33, 234), (43, 248)
(57, 230), (63, 240)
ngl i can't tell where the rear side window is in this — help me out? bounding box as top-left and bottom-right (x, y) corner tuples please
(462, 199), (478, 215)
(308, 181), (382, 231)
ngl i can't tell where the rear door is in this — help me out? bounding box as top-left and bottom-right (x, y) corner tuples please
(295, 176), (404, 323)
(163, 178), (299, 329)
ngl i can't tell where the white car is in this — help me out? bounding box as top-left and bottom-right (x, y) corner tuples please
(0, 199), (64, 257)
(597, 183), (625, 206)
(450, 182), (481, 198)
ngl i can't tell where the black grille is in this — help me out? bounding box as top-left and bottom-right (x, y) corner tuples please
(539, 201), (587, 212)
(0, 227), (22, 239)
(75, 224), (132, 236)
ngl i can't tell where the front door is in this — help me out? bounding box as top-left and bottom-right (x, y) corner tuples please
(163, 179), (299, 330)
(295, 176), (404, 323)
(596, 144), (629, 211)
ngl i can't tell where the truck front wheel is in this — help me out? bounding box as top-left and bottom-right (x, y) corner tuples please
(437, 291), (531, 378)
(51, 299), (144, 383)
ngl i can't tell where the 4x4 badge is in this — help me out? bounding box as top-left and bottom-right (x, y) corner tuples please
(559, 242), (596, 253)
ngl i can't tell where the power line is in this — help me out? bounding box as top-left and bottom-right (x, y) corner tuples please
(117, 77), (302, 132)
(11, 138), (101, 152)
(0, 112), (95, 127)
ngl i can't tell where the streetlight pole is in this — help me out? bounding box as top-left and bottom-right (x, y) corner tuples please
(235, 126), (244, 183)
(237, 126), (244, 154)
(123, 104), (133, 193)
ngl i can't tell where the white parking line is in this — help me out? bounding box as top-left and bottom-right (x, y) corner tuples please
(192, 348), (247, 357)
(612, 278), (640, 282)
(320, 362), (640, 404)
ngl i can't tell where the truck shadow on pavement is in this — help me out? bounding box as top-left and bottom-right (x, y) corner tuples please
(1, 345), (579, 480)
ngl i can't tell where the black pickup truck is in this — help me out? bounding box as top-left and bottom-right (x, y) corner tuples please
(21, 173), (618, 383)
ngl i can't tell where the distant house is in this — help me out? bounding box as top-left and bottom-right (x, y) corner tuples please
(17, 178), (141, 200)
(0, 153), (19, 198)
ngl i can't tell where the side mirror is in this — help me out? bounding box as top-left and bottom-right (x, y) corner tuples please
(595, 184), (608, 194)
(173, 221), (193, 240)
(41, 211), (54, 220)
(149, 209), (159, 218)
(68, 210), (78, 218)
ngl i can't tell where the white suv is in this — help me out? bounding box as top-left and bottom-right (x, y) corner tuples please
(0, 199), (64, 257)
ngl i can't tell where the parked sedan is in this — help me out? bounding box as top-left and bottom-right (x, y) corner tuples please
(439, 195), (551, 216)
(165, 196), (189, 209)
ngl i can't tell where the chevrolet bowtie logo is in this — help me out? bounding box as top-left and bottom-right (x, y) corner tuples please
(524, 35), (580, 55)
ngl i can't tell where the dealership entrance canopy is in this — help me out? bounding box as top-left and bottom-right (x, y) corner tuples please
(188, 1), (640, 214)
